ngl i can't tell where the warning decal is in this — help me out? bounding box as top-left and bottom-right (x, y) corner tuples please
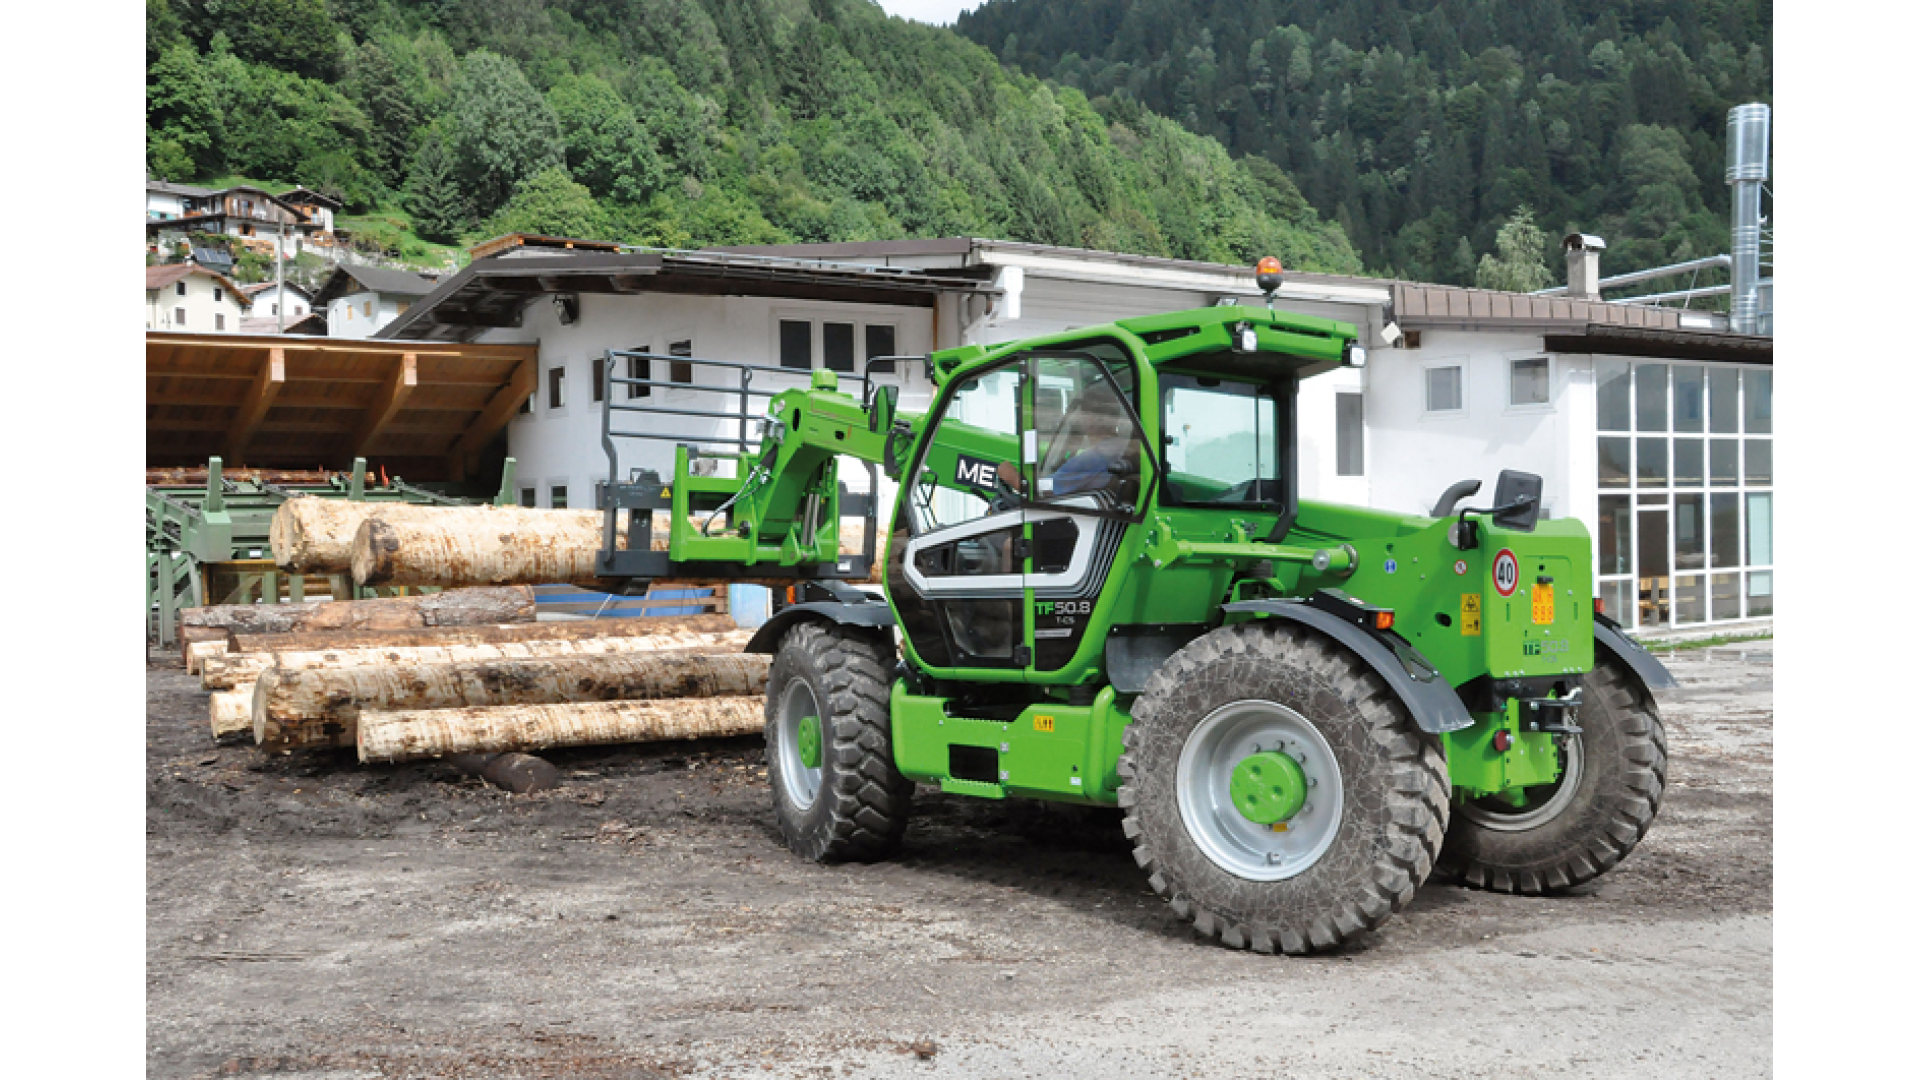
(1461, 594), (1482, 636)
(1492, 549), (1519, 597)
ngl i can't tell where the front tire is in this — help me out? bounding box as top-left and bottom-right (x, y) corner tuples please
(1439, 653), (1667, 893)
(765, 621), (912, 863)
(1120, 622), (1449, 954)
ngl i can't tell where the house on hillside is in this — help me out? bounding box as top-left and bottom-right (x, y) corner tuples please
(147, 179), (210, 222)
(147, 263), (250, 333)
(313, 265), (439, 339)
(239, 282), (314, 323)
(376, 236), (1772, 636)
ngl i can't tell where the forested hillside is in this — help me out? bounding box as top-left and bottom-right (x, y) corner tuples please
(145, 0), (1359, 273)
(958, 0), (1772, 286)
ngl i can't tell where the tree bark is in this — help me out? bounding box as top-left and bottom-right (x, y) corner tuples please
(204, 628), (751, 691)
(351, 505), (625, 587)
(252, 647), (768, 749)
(358, 697), (767, 763)
(180, 625), (227, 666)
(225, 613), (738, 653)
(178, 586), (536, 640)
(271, 498), (441, 573)
(210, 688), (253, 739)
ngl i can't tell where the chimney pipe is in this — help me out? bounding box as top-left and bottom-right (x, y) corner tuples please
(1563, 233), (1606, 300)
(1726, 103), (1771, 335)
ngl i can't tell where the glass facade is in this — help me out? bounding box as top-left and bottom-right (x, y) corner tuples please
(1595, 359), (1772, 630)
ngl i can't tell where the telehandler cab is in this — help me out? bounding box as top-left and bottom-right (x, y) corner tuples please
(594, 260), (1675, 954)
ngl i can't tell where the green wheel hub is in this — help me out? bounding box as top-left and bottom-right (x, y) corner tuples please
(796, 714), (822, 770)
(1230, 751), (1308, 825)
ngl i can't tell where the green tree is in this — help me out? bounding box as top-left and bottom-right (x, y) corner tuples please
(202, 0), (338, 79)
(346, 38), (420, 188)
(147, 43), (222, 177)
(548, 74), (665, 205)
(482, 167), (609, 240)
(406, 126), (468, 243)
(1474, 207), (1553, 292)
(446, 50), (564, 221)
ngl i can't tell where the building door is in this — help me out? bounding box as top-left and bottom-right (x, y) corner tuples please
(1636, 506), (1670, 629)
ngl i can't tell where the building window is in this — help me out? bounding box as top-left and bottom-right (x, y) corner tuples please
(1425, 365), (1463, 413)
(176, 282), (186, 296)
(174, 307), (186, 326)
(548, 365), (566, 410)
(397, 301), (410, 315)
(270, 303), (278, 315)
(669, 340), (693, 385)
(591, 357), (606, 403)
(866, 324), (897, 364)
(363, 300), (374, 318)
(1335, 392), (1363, 476)
(1510, 357), (1549, 406)
(1594, 359), (1771, 632)
(824, 322), (855, 373)
(779, 320), (812, 369)
(214, 313), (225, 331)
(294, 305), (304, 316)
(346, 306), (353, 321)
(213, 287), (223, 302)
(550, 484), (568, 509)
(520, 487), (536, 507)
(627, 350), (651, 398)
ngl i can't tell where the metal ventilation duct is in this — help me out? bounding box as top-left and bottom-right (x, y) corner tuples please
(1726, 104), (1771, 334)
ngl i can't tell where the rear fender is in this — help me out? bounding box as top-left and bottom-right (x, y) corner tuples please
(1592, 612), (1680, 691)
(1223, 600), (1474, 734)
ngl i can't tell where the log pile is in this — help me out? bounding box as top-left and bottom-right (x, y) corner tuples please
(185, 590), (772, 788)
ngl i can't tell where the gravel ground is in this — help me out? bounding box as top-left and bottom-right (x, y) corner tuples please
(147, 642), (1771, 1079)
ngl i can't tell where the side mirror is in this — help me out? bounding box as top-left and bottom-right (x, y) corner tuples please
(869, 384), (899, 434)
(1491, 470), (1543, 532)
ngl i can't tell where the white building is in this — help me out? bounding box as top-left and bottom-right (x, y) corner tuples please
(377, 237), (1771, 635)
(238, 282), (314, 328)
(313, 265), (440, 339)
(146, 263), (250, 333)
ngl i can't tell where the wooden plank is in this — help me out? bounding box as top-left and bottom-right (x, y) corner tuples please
(225, 346), (285, 465)
(351, 352), (418, 458)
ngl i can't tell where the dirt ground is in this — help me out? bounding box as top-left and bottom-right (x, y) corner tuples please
(147, 642), (1772, 1079)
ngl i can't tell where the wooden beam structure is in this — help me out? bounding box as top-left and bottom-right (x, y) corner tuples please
(450, 358), (535, 480)
(350, 352), (418, 459)
(147, 332), (538, 481)
(225, 347), (284, 465)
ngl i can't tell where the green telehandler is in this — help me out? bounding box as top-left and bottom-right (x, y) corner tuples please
(593, 263), (1675, 954)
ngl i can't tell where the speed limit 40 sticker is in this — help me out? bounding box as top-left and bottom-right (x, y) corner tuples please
(1492, 549), (1520, 597)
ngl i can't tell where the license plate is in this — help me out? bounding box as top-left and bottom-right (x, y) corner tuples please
(1531, 583), (1555, 625)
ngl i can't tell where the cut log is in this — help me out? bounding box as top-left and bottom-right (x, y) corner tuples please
(210, 687), (253, 739)
(443, 752), (560, 793)
(186, 638), (228, 676)
(177, 586), (536, 640)
(351, 505), (626, 587)
(180, 625), (227, 666)
(270, 498), (437, 573)
(225, 613), (738, 653)
(203, 628), (752, 691)
(254, 648), (769, 750)
(149, 467), (336, 486)
(358, 697), (767, 763)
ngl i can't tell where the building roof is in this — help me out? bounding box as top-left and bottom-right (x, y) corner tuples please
(312, 265), (442, 306)
(148, 179), (213, 198)
(147, 332), (538, 480)
(240, 281), (314, 300)
(146, 263), (252, 306)
(378, 249), (1002, 343)
(468, 233), (624, 260)
(1542, 324), (1772, 365)
(1388, 281), (1684, 332)
(277, 187), (342, 210)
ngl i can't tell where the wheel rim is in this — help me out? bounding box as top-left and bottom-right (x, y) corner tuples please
(1175, 700), (1345, 882)
(775, 680), (824, 810)
(1458, 736), (1586, 832)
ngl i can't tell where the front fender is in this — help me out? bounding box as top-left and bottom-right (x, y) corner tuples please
(1223, 600), (1474, 734)
(742, 601), (896, 654)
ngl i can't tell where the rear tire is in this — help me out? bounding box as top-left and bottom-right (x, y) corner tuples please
(1120, 622), (1449, 954)
(765, 621), (912, 863)
(1439, 652), (1667, 893)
